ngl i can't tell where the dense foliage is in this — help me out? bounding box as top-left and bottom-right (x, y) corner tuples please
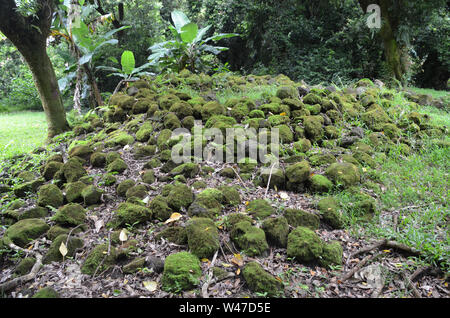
(0, 0), (448, 113)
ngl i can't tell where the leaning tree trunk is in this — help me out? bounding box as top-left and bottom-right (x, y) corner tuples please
(0, 0), (70, 139)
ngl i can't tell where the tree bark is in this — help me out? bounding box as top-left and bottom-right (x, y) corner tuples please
(0, 0), (70, 139)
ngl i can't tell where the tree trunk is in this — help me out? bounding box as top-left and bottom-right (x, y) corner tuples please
(0, 0), (70, 139)
(23, 44), (71, 138)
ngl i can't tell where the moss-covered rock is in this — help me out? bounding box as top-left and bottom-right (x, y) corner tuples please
(285, 160), (311, 192)
(276, 86), (298, 99)
(90, 152), (106, 168)
(149, 196), (173, 221)
(309, 153), (336, 166)
(81, 185), (103, 205)
(201, 101), (225, 120)
(218, 186), (241, 206)
(261, 167), (286, 190)
(287, 226), (324, 263)
(293, 138), (312, 153)
(284, 208), (320, 230)
(155, 226), (187, 244)
(125, 184), (148, 200)
(166, 184), (194, 211)
(230, 221), (268, 256)
(62, 158), (87, 183)
(37, 184), (64, 209)
(303, 115), (324, 142)
(319, 241), (343, 268)
(361, 104), (391, 131)
(5, 218), (49, 247)
(325, 162), (360, 188)
(170, 162), (199, 178)
(275, 124), (294, 144)
(161, 252), (202, 292)
(105, 132), (135, 148)
(246, 199), (275, 219)
(108, 202), (152, 228)
(107, 158), (128, 173)
(42, 161), (63, 181)
(43, 234), (83, 264)
(81, 243), (117, 275)
(242, 262), (284, 297)
(51, 203), (86, 227)
(317, 197), (344, 229)
(186, 217), (220, 259)
(308, 174), (333, 193)
(69, 145), (93, 162)
(15, 257), (36, 276)
(261, 217), (289, 247)
(18, 206), (48, 220)
(32, 287), (60, 298)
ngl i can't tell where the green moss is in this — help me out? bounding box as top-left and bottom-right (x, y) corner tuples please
(226, 213), (253, 230)
(261, 167), (285, 190)
(81, 185), (102, 205)
(319, 241), (343, 268)
(68, 145), (93, 162)
(108, 202), (152, 228)
(285, 160), (311, 191)
(246, 199), (275, 219)
(249, 109), (265, 118)
(125, 185), (148, 200)
(43, 234), (83, 264)
(230, 221), (268, 256)
(135, 122), (153, 142)
(170, 163), (199, 178)
(116, 179), (135, 197)
(276, 86), (298, 99)
(353, 151), (376, 168)
(62, 158), (87, 183)
(275, 124), (294, 144)
(161, 252), (202, 292)
(261, 217), (289, 247)
(90, 152), (106, 168)
(303, 93), (322, 105)
(309, 153), (336, 166)
(293, 138), (312, 153)
(361, 104), (391, 131)
(303, 115), (324, 142)
(157, 129), (173, 150)
(308, 174), (333, 193)
(284, 208), (320, 230)
(105, 132), (135, 148)
(32, 287), (59, 298)
(81, 244), (117, 275)
(317, 197), (343, 229)
(5, 218), (49, 247)
(15, 257), (36, 276)
(166, 184), (194, 211)
(156, 226), (187, 244)
(107, 158), (128, 173)
(18, 206), (48, 220)
(51, 203), (86, 227)
(268, 115), (290, 127)
(148, 196), (171, 221)
(201, 101), (225, 120)
(238, 157), (258, 173)
(46, 225), (70, 240)
(242, 262), (284, 297)
(159, 94), (180, 110)
(260, 103), (281, 115)
(122, 257), (146, 274)
(37, 184), (64, 209)
(164, 112), (182, 130)
(141, 170), (155, 184)
(42, 161), (63, 181)
(325, 162), (360, 188)
(218, 186), (241, 206)
(287, 226), (324, 263)
(186, 217), (220, 259)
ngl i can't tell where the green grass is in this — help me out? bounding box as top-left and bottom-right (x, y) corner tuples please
(0, 111), (47, 161)
(408, 87), (450, 99)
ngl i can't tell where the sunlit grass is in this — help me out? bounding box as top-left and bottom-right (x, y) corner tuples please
(0, 111), (47, 161)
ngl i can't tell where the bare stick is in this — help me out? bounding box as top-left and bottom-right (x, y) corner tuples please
(201, 250), (219, 298)
(264, 162), (277, 198)
(230, 166), (248, 190)
(402, 272), (421, 298)
(340, 253), (377, 282)
(346, 239), (386, 264)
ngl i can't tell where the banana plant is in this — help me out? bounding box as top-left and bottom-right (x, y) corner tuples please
(148, 10), (239, 73)
(97, 50), (154, 94)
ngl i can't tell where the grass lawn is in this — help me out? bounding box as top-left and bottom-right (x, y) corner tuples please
(0, 111), (47, 161)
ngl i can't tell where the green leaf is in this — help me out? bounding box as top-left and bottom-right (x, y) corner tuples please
(203, 33), (239, 44)
(79, 52), (94, 65)
(121, 50), (135, 75)
(171, 10), (190, 31)
(194, 25), (211, 43)
(102, 25), (132, 39)
(180, 22), (198, 43)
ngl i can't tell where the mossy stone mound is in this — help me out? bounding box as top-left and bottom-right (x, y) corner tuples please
(242, 262), (284, 297)
(5, 218), (49, 247)
(261, 217), (289, 247)
(285, 160), (311, 192)
(319, 241), (343, 268)
(81, 185), (103, 205)
(90, 152), (106, 167)
(116, 179), (135, 197)
(170, 162), (199, 178)
(15, 257), (36, 276)
(68, 145), (93, 162)
(65, 181), (88, 203)
(308, 174), (333, 193)
(125, 184), (148, 200)
(32, 287), (60, 298)
(161, 252), (202, 292)
(108, 202), (152, 228)
(149, 196), (172, 221)
(217, 186), (241, 206)
(317, 197), (344, 229)
(62, 158), (87, 183)
(246, 199), (275, 219)
(186, 217), (220, 259)
(287, 226), (324, 263)
(166, 184), (194, 211)
(43, 234), (83, 264)
(107, 158), (128, 173)
(18, 206), (48, 220)
(81, 244), (117, 275)
(325, 162), (360, 188)
(51, 203), (86, 227)
(156, 226), (187, 245)
(230, 221), (268, 256)
(42, 161), (64, 181)
(37, 184), (64, 209)
(284, 208), (320, 230)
